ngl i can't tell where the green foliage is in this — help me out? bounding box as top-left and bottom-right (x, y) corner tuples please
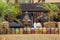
(41, 3), (60, 18)
(0, 1), (22, 20)
(41, 3), (59, 11)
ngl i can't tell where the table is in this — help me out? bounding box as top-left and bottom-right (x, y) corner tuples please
(0, 34), (60, 40)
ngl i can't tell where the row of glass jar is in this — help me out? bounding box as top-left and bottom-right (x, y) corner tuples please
(0, 28), (59, 34)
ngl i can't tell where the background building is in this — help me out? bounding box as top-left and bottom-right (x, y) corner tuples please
(45, 0), (60, 3)
(2, 0), (60, 3)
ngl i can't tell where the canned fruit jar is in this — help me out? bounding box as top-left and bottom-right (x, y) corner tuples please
(38, 28), (43, 34)
(35, 28), (39, 34)
(55, 28), (59, 34)
(20, 28), (23, 34)
(16, 28), (20, 34)
(27, 28), (31, 34)
(47, 28), (51, 34)
(23, 28), (27, 34)
(51, 28), (55, 34)
(31, 28), (35, 34)
(42, 28), (47, 34)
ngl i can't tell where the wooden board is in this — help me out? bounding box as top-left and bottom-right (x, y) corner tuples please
(0, 34), (60, 40)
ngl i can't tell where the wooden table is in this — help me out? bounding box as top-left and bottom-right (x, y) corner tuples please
(0, 34), (60, 40)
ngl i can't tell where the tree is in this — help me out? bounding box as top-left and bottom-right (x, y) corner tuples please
(40, 3), (60, 21)
(0, 0), (22, 25)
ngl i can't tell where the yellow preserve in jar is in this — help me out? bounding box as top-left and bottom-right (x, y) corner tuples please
(27, 28), (31, 34)
(43, 28), (47, 34)
(16, 28), (20, 34)
(20, 28), (23, 34)
(35, 28), (38, 34)
(38, 28), (42, 34)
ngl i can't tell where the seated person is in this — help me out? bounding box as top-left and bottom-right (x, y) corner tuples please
(34, 22), (42, 28)
(36, 12), (49, 27)
(22, 14), (31, 28)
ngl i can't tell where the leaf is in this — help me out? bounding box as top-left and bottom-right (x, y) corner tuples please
(0, 1), (22, 20)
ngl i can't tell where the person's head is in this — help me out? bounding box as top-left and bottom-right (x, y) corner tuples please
(24, 14), (29, 21)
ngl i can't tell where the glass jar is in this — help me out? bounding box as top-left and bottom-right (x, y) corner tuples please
(27, 28), (31, 34)
(55, 28), (59, 34)
(51, 28), (55, 34)
(20, 28), (23, 34)
(42, 28), (47, 34)
(11, 28), (15, 34)
(46, 28), (51, 34)
(38, 28), (43, 34)
(35, 28), (39, 34)
(31, 28), (35, 34)
(23, 28), (27, 34)
(16, 28), (20, 34)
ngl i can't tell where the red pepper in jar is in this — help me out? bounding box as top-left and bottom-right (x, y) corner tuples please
(47, 28), (51, 34)
(31, 28), (35, 34)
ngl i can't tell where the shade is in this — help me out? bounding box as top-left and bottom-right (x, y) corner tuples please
(20, 3), (48, 12)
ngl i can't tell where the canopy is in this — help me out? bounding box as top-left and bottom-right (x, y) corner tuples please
(20, 3), (48, 12)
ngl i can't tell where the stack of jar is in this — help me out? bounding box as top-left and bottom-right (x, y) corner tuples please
(5, 28), (59, 34)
